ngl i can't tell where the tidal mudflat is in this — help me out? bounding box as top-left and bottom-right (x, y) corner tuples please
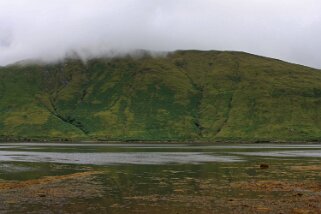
(0, 143), (320, 213)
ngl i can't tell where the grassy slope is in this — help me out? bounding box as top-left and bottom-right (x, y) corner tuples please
(0, 50), (321, 142)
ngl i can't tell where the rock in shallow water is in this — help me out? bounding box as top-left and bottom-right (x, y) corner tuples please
(260, 164), (269, 169)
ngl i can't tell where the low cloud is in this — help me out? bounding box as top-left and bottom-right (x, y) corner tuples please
(0, 0), (321, 68)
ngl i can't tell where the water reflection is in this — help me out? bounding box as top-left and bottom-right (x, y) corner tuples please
(0, 143), (321, 213)
(234, 150), (321, 158)
(0, 151), (242, 165)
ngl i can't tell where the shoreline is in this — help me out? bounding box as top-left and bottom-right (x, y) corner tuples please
(0, 139), (321, 144)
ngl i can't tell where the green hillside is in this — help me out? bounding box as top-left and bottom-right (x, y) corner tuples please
(0, 50), (321, 142)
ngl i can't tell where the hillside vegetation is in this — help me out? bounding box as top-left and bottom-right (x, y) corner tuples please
(0, 50), (321, 142)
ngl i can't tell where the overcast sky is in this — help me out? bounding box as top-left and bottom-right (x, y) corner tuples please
(0, 0), (321, 68)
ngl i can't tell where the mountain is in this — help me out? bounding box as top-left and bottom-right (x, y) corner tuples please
(0, 50), (321, 142)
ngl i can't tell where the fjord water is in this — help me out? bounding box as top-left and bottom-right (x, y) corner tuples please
(0, 143), (320, 213)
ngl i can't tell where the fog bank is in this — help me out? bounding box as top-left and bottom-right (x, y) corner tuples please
(0, 0), (321, 68)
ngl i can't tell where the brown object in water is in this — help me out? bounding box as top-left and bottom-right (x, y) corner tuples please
(260, 164), (269, 169)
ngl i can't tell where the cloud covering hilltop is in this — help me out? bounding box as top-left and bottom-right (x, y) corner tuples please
(0, 0), (321, 68)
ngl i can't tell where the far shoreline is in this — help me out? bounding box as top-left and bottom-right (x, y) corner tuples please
(0, 139), (321, 144)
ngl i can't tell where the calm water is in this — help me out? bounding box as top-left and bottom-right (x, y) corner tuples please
(0, 143), (320, 213)
(1, 143), (321, 165)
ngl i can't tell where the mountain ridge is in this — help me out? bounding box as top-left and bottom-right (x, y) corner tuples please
(0, 50), (321, 142)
